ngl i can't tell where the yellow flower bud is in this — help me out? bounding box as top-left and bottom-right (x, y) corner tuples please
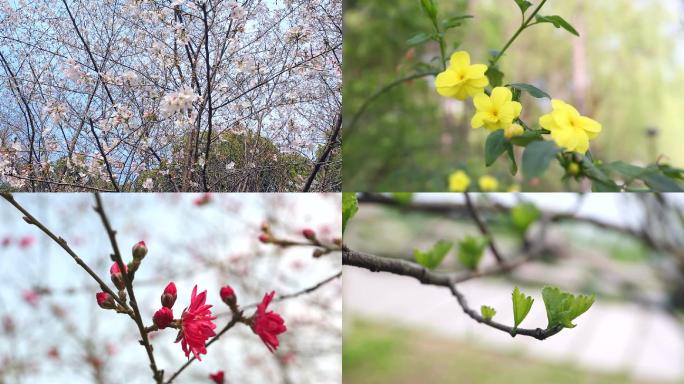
(449, 170), (471, 192)
(504, 124), (524, 139)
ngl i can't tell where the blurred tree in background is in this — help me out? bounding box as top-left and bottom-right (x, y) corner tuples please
(343, 0), (684, 191)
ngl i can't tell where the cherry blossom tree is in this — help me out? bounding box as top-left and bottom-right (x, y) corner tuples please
(0, 0), (342, 192)
(0, 193), (342, 383)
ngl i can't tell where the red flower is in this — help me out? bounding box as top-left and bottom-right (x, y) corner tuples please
(176, 285), (216, 361)
(153, 307), (174, 329)
(96, 292), (115, 309)
(251, 291), (286, 352)
(162, 282), (177, 308)
(258, 234), (270, 243)
(209, 370), (225, 384)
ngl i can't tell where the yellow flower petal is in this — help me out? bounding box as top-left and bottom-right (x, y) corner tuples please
(490, 87), (512, 107)
(471, 113), (485, 129)
(473, 93), (491, 111)
(466, 64), (488, 79)
(450, 51), (471, 69)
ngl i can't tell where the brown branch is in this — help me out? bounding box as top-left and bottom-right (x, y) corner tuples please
(92, 194), (162, 383)
(342, 246), (561, 340)
(89, 119), (120, 192)
(302, 113), (342, 192)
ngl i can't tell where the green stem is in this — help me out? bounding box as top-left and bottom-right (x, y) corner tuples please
(490, 0), (548, 67)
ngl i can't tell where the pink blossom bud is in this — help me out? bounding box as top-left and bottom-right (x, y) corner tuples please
(153, 307), (173, 329)
(110, 262), (128, 290)
(132, 241), (147, 260)
(302, 228), (316, 240)
(220, 285), (235, 303)
(161, 282), (177, 308)
(209, 371), (225, 384)
(96, 292), (115, 310)
(258, 234), (270, 243)
(260, 222), (270, 232)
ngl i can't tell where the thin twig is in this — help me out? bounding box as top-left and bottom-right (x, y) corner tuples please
(92, 194), (162, 383)
(303, 113), (342, 192)
(464, 193), (504, 264)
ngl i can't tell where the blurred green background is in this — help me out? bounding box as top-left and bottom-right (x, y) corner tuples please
(343, 0), (684, 191)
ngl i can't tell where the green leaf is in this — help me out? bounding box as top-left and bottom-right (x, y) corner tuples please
(514, 0), (532, 13)
(510, 203), (541, 233)
(485, 65), (504, 87)
(512, 287), (534, 330)
(484, 130), (509, 167)
(342, 192), (358, 234)
(640, 172), (684, 192)
(420, 0), (438, 20)
(522, 141), (560, 180)
(535, 15), (580, 37)
(542, 286), (595, 329)
(510, 130), (543, 147)
(457, 236), (488, 270)
(407, 32), (432, 46)
(508, 83), (550, 99)
(392, 192), (414, 205)
(414, 240), (454, 270)
(441, 15), (473, 30)
(506, 145), (518, 175)
(603, 161), (647, 179)
(481, 305), (497, 321)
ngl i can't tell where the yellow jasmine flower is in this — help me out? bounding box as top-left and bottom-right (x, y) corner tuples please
(449, 170), (471, 192)
(504, 123), (524, 139)
(478, 175), (499, 192)
(435, 51), (489, 100)
(539, 100), (602, 154)
(471, 87), (523, 131)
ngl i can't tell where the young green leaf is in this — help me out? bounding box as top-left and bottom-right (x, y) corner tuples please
(508, 83), (550, 99)
(342, 192), (358, 234)
(512, 287), (534, 330)
(535, 15), (580, 37)
(484, 130), (509, 167)
(640, 172), (684, 192)
(420, 0), (438, 20)
(407, 32), (432, 46)
(481, 305), (497, 321)
(510, 203), (541, 233)
(522, 141), (560, 180)
(457, 236), (488, 270)
(441, 15), (474, 30)
(506, 145), (518, 176)
(510, 130), (543, 147)
(513, 0), (532, 13)
(414, 240), (454, 270)
(542, 286), (595, 329)
(392, 192), (414, 205)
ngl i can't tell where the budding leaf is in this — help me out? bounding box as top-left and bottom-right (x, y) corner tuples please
(542, 286), (595, 329)
(513, 0), (532, 13)
(342, 193), (358, 234)
(510, 203), (541, 233)
(441, 15), (474, 31)
(485, 65), (504, 87)
(512, 287), (534, 330)
(392, 192), (413, 205)
(481, 305), (497, 321)
(414, 240), (453, 270)
(535, 15), (580, 37)
(508, 83), (550, 99)
(457, 236), (488, 270)
(407, 32), (433, 46)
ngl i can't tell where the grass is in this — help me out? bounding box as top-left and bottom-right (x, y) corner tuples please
(343, 317), (667, 384)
